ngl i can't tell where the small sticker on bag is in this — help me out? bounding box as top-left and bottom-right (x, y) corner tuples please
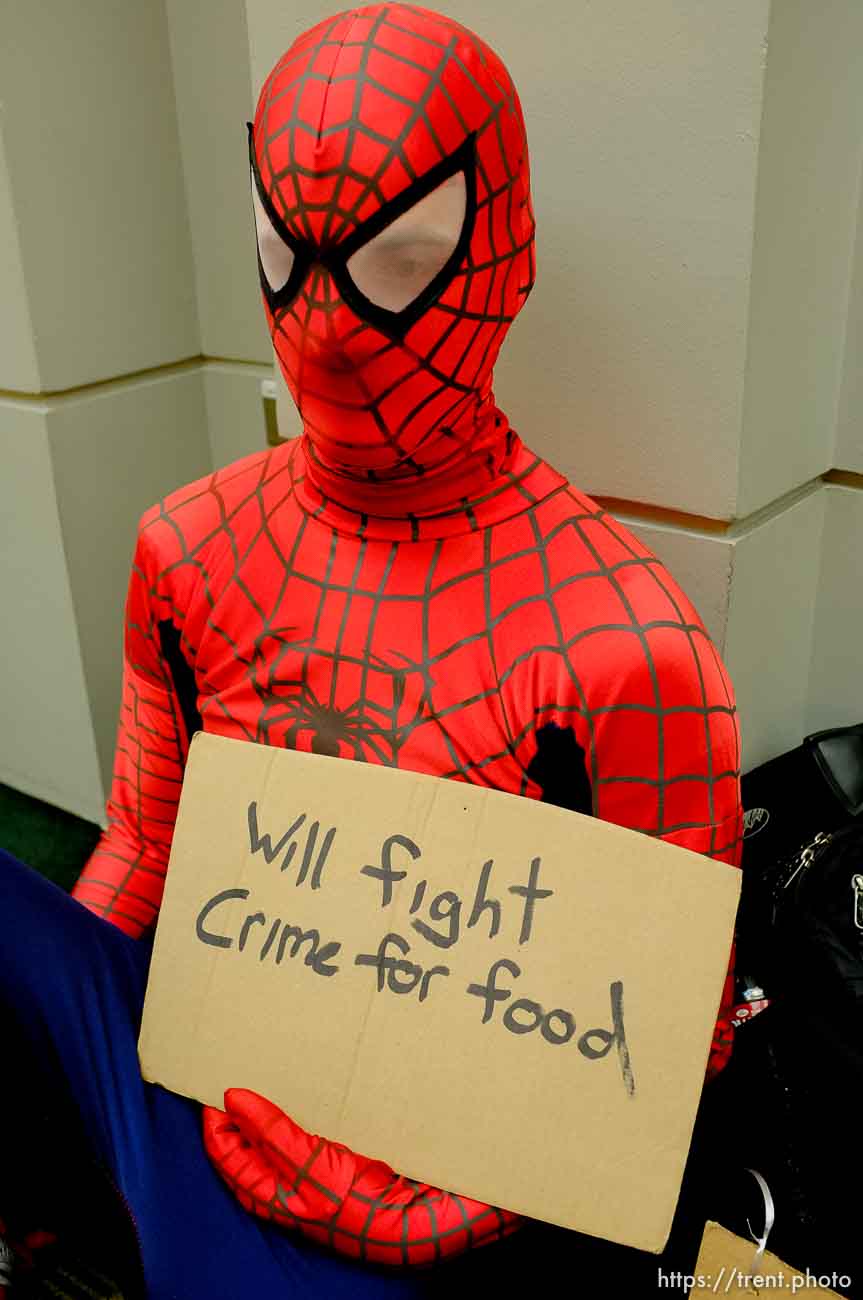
(730, 997), (770, 1028)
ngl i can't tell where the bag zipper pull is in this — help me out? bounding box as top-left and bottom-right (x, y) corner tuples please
(852, 874), (863, 931)
(783, 830), (831, 892)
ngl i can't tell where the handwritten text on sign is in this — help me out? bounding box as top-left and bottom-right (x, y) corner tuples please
(193, 800), (636, 1095)
(140, 733), (742, 1248)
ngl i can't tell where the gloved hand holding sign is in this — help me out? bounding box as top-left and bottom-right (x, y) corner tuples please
(203, 1090), (522, 1267)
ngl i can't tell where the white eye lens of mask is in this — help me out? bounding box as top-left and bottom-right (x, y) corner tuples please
(251, 173), (295, 293)
(346, 171), (466, 313)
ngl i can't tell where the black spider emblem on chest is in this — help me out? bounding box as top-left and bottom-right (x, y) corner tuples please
(249, 628), (433, 764)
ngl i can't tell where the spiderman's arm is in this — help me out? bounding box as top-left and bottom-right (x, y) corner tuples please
(72, 527), (189, 939)
(582, 610), (743, 1082)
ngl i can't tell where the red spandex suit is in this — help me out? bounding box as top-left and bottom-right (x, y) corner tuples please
(73, 2), (742, 1269)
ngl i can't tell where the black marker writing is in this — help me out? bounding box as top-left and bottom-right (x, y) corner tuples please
(412, 890), (460, 949)
(195, 887), (341, 976)
(466, 860), (500, 939)
(466, 960), (635, 1096)
(507, 857), (553, 945)
(354, 932), (450, 1002)
(584, 980), (635, 1097)
(361, 833), (421, 906)
(361, 839), (553, 951)
(197, 888), (246, 949)
(466, 958), (520, 1023)
(247, 802), (335, 889)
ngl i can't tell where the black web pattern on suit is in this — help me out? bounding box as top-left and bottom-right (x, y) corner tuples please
(130, 444), (740, 856)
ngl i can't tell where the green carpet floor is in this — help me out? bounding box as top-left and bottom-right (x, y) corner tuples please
(0, 783), (101, 892)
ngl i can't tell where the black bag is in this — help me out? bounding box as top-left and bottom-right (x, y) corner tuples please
(693, 730), (863, 1296)
(740, 722), (863, 874)
(762, 821), (863, 1009)
(736, 722), (863, 982)
(716, 820), (863, 1296)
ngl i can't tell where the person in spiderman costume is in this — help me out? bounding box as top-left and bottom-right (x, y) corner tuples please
(0, 4), (741, 1295)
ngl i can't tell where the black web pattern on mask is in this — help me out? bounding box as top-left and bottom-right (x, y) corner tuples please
(250, 4), (533, 473)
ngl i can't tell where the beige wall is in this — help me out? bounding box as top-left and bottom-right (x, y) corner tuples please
(164, 0), (270, 364)
(836, 187), (863, 475)
(0, 3), (213, 821)
(738, 0), (863, 515)
(1, 0), (861, 821)
(808, 487), (863, 734)
(0, 403), (104, 819)
(0, 2), (200, 391)
(0, 128), (40, 394)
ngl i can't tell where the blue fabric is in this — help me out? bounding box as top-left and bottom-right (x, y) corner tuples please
(0, 849), (474, 1297)
(0, 848), (679, 1297)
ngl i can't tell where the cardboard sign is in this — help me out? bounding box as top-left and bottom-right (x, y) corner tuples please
(689, 1223), (848, 1296)
(139, 732), (740, 1253)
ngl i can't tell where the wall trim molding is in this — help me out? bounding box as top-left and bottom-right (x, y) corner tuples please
(596, 475), (831, 539)
(0, 353), (271, 403)
(592, 495), (732, 535)
(823, 468), (863, 491)
(2, 353), (860, 525)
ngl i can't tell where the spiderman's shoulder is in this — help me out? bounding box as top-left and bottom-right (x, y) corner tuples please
(529, 482), (705, 633)
(135, 440), (300, 571)
(520, 482), (739, 713)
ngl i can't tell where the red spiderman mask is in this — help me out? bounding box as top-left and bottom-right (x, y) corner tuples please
(249, 2), (535, 519)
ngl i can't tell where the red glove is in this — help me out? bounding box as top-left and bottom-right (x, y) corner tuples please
(202, 1090), (522, 1267)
